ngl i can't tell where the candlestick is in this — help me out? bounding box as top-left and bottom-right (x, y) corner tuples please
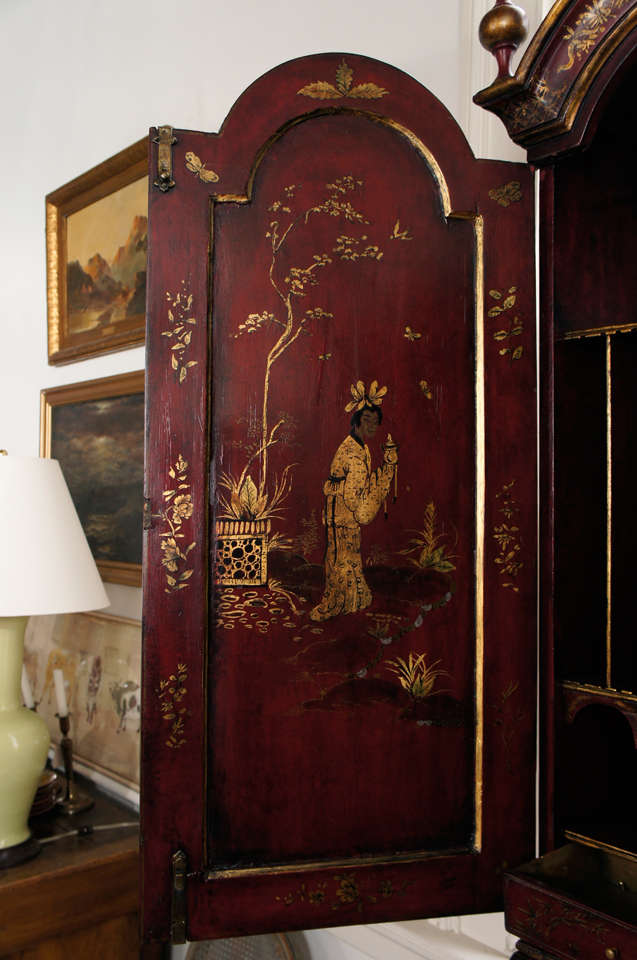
(56, 713), (93, 815)
(53, 668), (68, 717)
(21, 665), (34, 710)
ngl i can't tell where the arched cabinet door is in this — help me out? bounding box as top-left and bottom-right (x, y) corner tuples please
(141, 54), (536, 945)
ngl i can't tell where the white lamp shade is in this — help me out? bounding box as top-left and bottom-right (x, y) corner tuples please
(0, 456), (109, 616)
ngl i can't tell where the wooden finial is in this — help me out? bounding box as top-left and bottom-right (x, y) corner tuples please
(479, 0), (528, 81)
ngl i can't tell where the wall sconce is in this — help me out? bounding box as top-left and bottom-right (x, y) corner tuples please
(0, 453), (108, 867)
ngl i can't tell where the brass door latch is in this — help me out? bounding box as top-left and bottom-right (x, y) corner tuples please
(170, 848), (188, 944)
(154, 125), (177, 192)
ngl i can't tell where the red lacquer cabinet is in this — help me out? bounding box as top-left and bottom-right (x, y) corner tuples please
(474, 1), (637, 958)
(141, 6), (637, 952)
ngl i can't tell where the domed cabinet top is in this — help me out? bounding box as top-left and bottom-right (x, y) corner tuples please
(474, 0), (637, 162)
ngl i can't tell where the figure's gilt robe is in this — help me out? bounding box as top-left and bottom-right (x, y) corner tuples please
(310, 433), (394, 621)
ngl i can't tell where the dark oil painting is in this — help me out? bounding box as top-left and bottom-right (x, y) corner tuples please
(51, 393), (144, 567)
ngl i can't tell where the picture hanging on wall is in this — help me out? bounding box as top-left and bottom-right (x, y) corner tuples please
(46, 137), (148, 364)
(24, 612), (141, 790)
(40, 370), (145, 586)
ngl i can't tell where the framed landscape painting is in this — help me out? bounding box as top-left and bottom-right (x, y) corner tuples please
(46, 138), (148, 364)
(40, 371), (145, 586)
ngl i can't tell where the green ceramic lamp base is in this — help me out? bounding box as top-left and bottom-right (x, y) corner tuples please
(0, 616), (50, 865)
(0, 834), (41, 868)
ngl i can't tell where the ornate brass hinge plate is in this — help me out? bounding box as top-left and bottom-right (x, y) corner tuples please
(154, 124), (177, 192)
(170, 848), (188, 944)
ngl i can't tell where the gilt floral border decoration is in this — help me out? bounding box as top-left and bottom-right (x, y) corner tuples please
(493, 480), (523, 591)
(157, 663), (189, 749)
(162, 281), (199, 383)
(157, 454), (197, 592)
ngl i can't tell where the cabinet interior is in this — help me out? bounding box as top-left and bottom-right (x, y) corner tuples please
(552, 61), (637, 857)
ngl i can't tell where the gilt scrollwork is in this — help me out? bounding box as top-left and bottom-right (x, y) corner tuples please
(558, 0), (631, 73)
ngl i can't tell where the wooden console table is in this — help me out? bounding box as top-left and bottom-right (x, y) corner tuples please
(0, 776), (164, 959)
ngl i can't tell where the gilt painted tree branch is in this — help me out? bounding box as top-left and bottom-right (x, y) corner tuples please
(234, 176), (384, 502)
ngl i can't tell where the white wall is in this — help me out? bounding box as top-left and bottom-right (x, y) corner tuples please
(1, 0), (545, 955)
(1, 0), (538, 461)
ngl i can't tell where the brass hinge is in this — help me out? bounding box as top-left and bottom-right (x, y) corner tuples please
(153, 124), (177, 192)
(143, 497), (152, 530)
(170, 849), (188, 944)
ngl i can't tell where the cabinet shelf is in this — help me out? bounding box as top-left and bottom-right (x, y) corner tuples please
(557, 683), (637, 858)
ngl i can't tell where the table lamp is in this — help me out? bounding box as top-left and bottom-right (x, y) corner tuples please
(0, 453), (109, 867)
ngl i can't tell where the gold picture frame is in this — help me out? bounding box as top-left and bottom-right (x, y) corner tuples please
(24, 612), (141, 790)
(46, 138), (148, 365)
(40, 371), (145, 587)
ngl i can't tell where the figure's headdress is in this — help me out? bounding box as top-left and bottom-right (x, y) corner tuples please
(344, 380), (387, 413)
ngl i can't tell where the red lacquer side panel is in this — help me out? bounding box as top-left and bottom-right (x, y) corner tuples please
(141, 146), (212, 941)
(141, 54), (537, 943)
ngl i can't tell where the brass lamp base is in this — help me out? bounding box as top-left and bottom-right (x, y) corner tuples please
(56, 787), (94, 816)
(0, 835), (41, 868)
